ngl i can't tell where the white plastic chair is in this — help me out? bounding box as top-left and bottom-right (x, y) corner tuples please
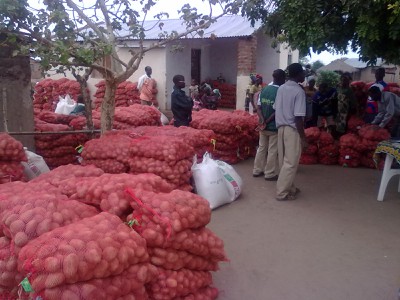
(377, 154), (400, 201)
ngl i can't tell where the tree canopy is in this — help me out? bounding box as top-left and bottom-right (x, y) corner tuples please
(241, 0), (400, 64)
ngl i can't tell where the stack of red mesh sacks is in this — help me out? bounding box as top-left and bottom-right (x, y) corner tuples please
(317, 131), (339, 165)
(128, 126), (216, 160)
(190, 110), (257, 164)
(300, 127), (320, 164)
(356, 125), (390, 168)
(0, 168), (100, 299)
(300, 128), (339, 165)
(338, 132), (362, 167)
(70, 105), (161, 131)
(212, 81), (236, 109)
(6, 164), (226, 299)
(81, 132), (195, 191)
(33, 78), (86, 111)
(94, 80), (158, 109)
(0, 166), (158, 299)
(126, 188), (224, 299)
(0, 134), (27, 184)
(34, 112), (85, 168)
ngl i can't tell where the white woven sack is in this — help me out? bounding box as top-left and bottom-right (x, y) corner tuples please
(191, 153), (230, 209)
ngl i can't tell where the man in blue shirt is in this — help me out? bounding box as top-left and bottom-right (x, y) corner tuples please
(253, 69), (286, 181)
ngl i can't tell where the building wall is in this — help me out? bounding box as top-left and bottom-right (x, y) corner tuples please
(256, 31), (280, 81)
(360, 66), (399, 83)
(208, 39), (238, 84)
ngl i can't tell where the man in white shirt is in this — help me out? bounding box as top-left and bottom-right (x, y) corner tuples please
(273, 63), (307, 201)
(138, 66), (154, 105)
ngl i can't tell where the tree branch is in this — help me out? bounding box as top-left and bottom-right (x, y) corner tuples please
(64, 0), (107, 42)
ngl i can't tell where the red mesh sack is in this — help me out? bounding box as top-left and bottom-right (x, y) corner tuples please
(43, 155), (78, 168)
(114, 105), (161, 127)
(339, 133), (361, 149)
(0, 162), (25, 184)
(37, 111), (77, 125)
(18, 212), (149, 292)
(0, 134), (27, 162)
(148, 247), (219, 271)
(36, 146), (77, 158)
(318, 131), (334, 146)
(128, 189), (211, 231)
(0, 237), (23, 290)
(82, 159), (128, 174)
(190, 110), (251, 134)
(347, 116), (365, 133)
(339, 148), (361, 167)
(32, 164), (103, 185)
(129, 136), (195, 162)
(35, 134), (89, 149)
(147, 268), (213, 300)
(82, 134), (132, 163)
(300, 154), (318, 165)
(305, 127), (321, 143)
(303, 144), (318, 155)
(125, 218), (227, 261)
(69, 173), (173, 216)
(128, 157), (192, 187)
(358, 125), (390, 141)
(37, 263), (156, 300)
(176, 286), (219, 300)
(1, 197), (98, 254)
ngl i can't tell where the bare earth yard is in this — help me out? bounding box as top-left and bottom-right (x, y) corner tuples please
(209, 161), (400, 300)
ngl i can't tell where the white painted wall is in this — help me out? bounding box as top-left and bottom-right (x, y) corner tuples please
(256, 31), (280, 82)
(278, 43), (299, 70)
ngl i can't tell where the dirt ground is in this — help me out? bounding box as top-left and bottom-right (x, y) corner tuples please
(208, 159), (400, 300)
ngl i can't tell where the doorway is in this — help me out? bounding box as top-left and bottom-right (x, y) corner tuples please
(191, 49), (201, 84)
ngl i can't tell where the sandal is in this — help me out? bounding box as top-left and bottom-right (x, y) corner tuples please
(276, 194), (296, 201)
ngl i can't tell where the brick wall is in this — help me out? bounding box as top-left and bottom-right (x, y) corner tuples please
(237, 36), (257, 76)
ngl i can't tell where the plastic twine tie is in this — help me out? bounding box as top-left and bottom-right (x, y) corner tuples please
(235, 125), (242, 132)
(210, 139), (216, 151)
(125, 188), (172, 241)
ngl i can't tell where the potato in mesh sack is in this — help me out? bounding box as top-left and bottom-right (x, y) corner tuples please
(299, 154), (318, 165)
(1, 196), (98, 253)
(0, 162), (25, 184)
(18, 212), (149, 292)
(147, 268), (213, 300)
(126, 216), (226, 262)
(69, 173), (173, 216)
(339, 133), (360, 149)
(148, 247), (219, 271)
(358, 125), (390, 141)
(304, 127), (321, 143)
(36, 263), (157, 300)
(0, 133), (27, 162)
(175, 286), (219, 300)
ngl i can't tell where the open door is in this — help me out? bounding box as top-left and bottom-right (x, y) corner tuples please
(191, 49), (201, 84)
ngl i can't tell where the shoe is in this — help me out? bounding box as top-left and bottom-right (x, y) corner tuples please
(253, 172), (264, 177)
(265, 175), (278, 181)
(276, 194), (296, 201)
(290, 188), (301, 196)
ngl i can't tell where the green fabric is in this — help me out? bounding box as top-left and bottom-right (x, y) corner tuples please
(259, 85), (279, 132)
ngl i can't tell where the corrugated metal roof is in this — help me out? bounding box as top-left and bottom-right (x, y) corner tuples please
(117, 15), (261, 40)
(344, 58), (384, 68)
(318, 58), (359, 73)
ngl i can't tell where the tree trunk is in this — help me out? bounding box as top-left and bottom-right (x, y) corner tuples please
(78, 79), (94, 132)
(101, 79), (117, 134)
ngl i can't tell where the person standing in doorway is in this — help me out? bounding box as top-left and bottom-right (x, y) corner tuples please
(274, 63), (307, 201)
(138, 66), (155, 106)
(171, 75), (193, 127)
(253, 69), (286, 180)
